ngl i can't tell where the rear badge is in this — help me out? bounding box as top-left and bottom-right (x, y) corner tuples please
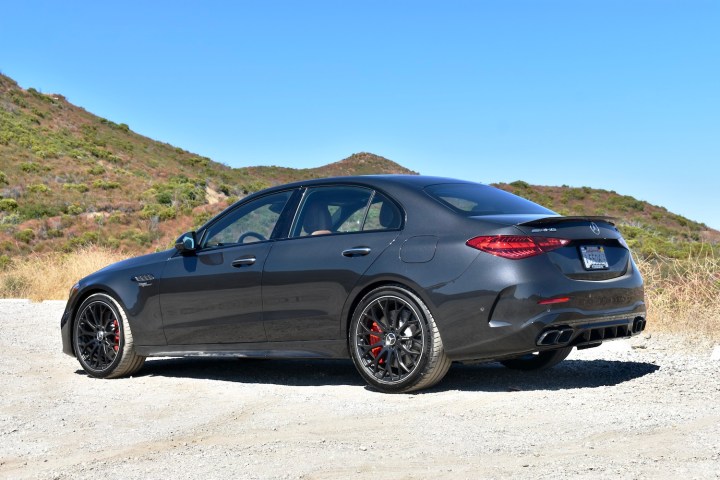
(589, 222), (601, 235)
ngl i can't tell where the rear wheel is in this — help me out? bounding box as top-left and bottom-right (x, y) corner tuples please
(349, 286), (450, 393)
(500, 346), (573, 371)
(73, 293), (146, 378)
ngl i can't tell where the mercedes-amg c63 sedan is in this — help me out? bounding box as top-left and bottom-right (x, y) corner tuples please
(61, 175), (646, 393)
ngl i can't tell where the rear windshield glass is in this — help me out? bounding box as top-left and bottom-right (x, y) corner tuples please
(424, 183), (555, 216)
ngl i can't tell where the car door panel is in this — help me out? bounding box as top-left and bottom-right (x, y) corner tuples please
(159, 244), (271, 344)
(262, 231), (400, 342)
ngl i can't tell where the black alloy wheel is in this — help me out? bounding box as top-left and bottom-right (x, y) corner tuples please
(350, 286), (450, 393)
(73, 293), (146, 378)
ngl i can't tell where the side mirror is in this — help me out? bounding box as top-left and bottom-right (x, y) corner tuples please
(175, 231), (198, 253)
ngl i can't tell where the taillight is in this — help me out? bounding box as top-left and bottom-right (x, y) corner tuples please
(466, 235), (570, 259)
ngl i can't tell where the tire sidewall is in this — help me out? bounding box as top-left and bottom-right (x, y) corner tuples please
(73, 293), (126, 378)
(349, 286), (432, 392)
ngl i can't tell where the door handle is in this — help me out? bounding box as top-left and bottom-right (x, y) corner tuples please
(232, 256), (257, 267)
(342, 247), (371, 257)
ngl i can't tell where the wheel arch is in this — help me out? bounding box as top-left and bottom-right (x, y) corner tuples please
(66, 287), (129, 355)
(342, 277), (439, 341)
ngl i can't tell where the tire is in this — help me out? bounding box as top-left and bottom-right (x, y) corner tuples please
(349, 285), (451, 393)
(500, 346), (573, 371)
(73, 293), (146, 378)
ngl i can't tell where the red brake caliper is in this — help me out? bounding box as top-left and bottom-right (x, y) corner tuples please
(369, 322), (383, 363)
(113, 319), (120, 352)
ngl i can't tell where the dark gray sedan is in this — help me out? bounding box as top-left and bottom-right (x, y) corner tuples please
(61, 175), (646, 392)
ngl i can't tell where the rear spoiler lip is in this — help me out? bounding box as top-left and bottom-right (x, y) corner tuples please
(517, 215), (618, 227)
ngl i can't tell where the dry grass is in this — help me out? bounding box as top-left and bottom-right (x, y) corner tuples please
(1, 248), (718, 342)
(638, 253), (720, 342)
(0, 247), (126, 302)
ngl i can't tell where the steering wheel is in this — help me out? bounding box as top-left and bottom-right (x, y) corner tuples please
(238, 231), (267, 243)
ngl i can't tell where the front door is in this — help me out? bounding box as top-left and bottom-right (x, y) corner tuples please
(159, 190), (293, 345)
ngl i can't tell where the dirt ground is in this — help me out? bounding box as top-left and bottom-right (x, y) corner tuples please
(1, 300), (719, 479)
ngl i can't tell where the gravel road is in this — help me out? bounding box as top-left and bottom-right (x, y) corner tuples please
(1, 300), (719, 479)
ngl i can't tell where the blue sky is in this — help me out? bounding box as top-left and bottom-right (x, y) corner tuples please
(1, 1), (718, 229)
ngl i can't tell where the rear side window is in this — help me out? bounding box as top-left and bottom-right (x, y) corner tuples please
(425, 183), (555, 216)
(363, 193), (402, 231)
(291, 187), (403, 237)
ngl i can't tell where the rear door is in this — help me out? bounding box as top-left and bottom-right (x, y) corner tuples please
(262, 186), (403, 342)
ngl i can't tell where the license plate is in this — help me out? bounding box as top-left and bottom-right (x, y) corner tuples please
(579, 245), (609, 270)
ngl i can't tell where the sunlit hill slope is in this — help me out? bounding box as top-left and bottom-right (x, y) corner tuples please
(0, 73), (717, 259)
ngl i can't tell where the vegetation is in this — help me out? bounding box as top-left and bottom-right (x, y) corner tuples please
(0, 72), (718, 341)
(0, 74), (414, 255)
(497, 182), (719, 259)
(637, 252), (720, 342)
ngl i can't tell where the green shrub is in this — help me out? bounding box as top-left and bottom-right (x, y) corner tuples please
(14, 229), (35, 243)
(0, 254), (11, 271)
(62, 231), (100, 251)
(27, 184), (51, 194)
(93, 180), (120, 190)
(18, 202), (63, 219)
(88, 165), (106, 175)
(20, 162), (40, 173)
(0, 212), (21, 225)
(0, 171), (8, 185)
(140, 203), (176, 221)
(146, 176), (206, 211)
(62, 183), (89, 193)
(510, 180), (530, 189)
(66, 204), (84, 215)
(0, 198), (18, 211)
(193, 211), (214, 228)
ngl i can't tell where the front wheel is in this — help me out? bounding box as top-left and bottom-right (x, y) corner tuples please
(73, 293), (146, 378)
(349, 286), (451, 393)
(500, 346), (573, 371)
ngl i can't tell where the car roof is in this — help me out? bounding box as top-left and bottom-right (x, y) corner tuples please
(260, 174), (480, 192)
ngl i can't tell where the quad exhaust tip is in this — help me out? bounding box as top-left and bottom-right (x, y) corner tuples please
(632, 317), (646, 334)
(537, 327), (574, 346)
(538, 316), (647, 346)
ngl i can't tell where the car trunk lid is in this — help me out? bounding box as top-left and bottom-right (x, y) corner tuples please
(467, 215), (631, 280)
(514, 216), (629, 280)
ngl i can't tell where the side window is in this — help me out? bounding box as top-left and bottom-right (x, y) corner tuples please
(203, 191), (292, 247)
(363, 192), (402, 231)
(292, 186), (372, 237)
(291, 187), (403, 237)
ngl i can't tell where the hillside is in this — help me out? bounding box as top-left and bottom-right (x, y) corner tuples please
(0, 73), (717, 259)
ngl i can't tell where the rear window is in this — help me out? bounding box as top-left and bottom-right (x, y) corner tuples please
(425, 183), (555, 216)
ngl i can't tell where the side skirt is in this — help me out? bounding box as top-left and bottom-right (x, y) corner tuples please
(135, 339), (349, 359)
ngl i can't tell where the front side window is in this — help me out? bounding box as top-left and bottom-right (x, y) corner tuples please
(203, 191), (292, 247)
(291, 186), (402, 237)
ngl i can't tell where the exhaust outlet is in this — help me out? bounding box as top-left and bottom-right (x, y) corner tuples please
(537, 327), (574, 346)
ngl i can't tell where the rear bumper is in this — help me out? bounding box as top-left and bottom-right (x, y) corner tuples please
(434, 252), (646, 362)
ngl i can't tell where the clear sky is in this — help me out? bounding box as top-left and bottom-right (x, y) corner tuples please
(1, 1), (718, 228)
